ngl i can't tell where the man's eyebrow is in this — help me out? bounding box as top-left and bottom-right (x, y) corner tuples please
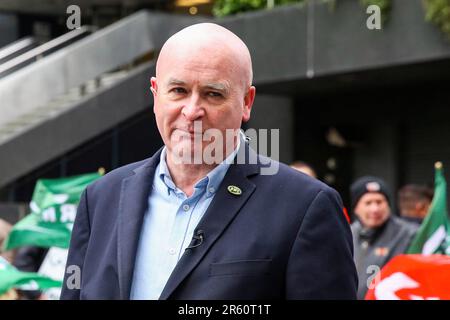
(204, 82), (230, 93)
(167, 78), (186, 86)
(165, 78), (230, 94)
(165, 78), (186, 87)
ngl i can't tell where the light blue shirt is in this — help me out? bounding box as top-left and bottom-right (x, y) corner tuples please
(130, 138), (241, 300)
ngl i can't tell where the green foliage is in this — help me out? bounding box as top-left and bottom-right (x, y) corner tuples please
(212, 0), (265, 18)
(423, 0), (450, 37)
(212, 0), (305, 18)
(359, 0), (392, 22)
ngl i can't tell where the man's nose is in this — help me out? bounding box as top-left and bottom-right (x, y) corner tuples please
(368, 203), (381, 212)
(182, 93), (204, 121)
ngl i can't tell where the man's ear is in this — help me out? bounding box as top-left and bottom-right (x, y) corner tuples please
(150, 77), (158, 96)
(242, 86), (256, 123)
(150, 77), (158, 114)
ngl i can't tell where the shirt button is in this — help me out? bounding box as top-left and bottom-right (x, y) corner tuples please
(182, 204), (190, 211)
(168, 248), (176, 255)
(208, 187), (215, 194)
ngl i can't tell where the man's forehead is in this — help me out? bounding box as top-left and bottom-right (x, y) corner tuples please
(164, 77), (230, 90)
(163, 24), (246, 56)
(158, 45), (236, 72)
(163, 44), (234, 68)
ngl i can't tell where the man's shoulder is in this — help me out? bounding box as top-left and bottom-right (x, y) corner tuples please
(389, 215), (419, 236)
(265, 156), (332, 187)
(375, 216), (419, 249)
(253, 154), (340, 202)
(350, 220), (362, 233)
(88, 158), (153, 191)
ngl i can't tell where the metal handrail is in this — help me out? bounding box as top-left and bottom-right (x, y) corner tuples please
(0, 26), (93, 78)
(0, 37), (37, 63)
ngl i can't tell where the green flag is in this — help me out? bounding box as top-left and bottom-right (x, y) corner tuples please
(407, 162), (450, 254)
(0, 256), (61, 295)
(3, 172), (101, 251)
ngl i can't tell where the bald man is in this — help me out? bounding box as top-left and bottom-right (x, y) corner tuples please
(61, 23), (357, 300)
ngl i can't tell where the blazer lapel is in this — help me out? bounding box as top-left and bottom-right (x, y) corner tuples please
(159, 144), (260, 299)
(117, 149), (162, 299)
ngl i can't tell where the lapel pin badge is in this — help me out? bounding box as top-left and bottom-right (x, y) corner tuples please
(227, 185), (242, 196)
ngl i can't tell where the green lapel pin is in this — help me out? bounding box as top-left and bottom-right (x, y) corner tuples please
(227, 185), (242, 196)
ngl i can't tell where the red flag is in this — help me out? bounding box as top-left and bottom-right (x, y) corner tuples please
(365, 254), (450, 300)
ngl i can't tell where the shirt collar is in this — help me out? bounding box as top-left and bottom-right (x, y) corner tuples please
(157, 130), (244, 198)
(158, 148), (178, 196)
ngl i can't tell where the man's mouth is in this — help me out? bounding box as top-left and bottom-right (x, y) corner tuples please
(368, 213), (382, 220)
(173, 128), (204, 139)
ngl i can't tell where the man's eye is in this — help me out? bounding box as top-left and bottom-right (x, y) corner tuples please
(207, 92), (223, 98)
(171, 87), (187, 94)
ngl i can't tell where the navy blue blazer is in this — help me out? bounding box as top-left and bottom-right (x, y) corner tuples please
(61, 143), (357, 299)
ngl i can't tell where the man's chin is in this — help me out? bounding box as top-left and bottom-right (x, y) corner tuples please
(366, 218), (386, 228)
(169, 143), (203, 165)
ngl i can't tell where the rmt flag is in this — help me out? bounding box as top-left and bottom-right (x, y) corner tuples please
(3, 172), (102, 251)
(365, 254), (450, 300)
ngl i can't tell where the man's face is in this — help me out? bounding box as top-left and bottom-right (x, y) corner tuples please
(354, 193), (391, 228)
(151, 49), (255, 164)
